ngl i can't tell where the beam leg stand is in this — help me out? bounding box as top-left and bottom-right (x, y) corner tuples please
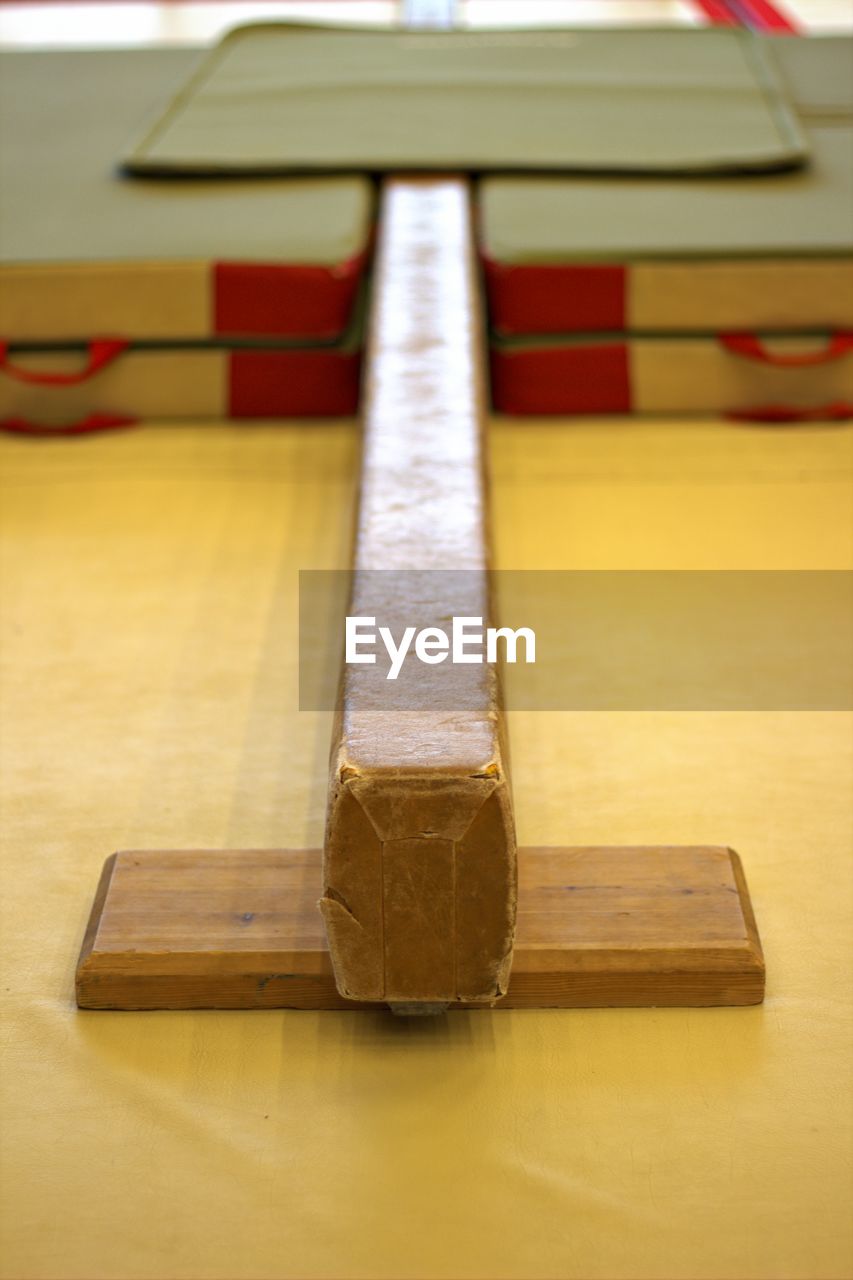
(77, 846), (764, 1010)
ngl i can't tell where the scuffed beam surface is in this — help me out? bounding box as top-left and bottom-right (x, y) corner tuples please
(321, 179), (517, 1005)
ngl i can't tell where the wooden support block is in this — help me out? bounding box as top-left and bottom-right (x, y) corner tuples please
(322, 175), (516, 1007)
(76, 846), (764, 1011)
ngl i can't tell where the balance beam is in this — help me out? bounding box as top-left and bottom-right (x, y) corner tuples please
(321, 178), (516, 1007)
(74, 180), (764, 1012)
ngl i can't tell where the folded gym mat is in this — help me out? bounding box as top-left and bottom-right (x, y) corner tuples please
(479, 36), (853, 336)
(0, 49), (374, 343)
(490, 331), (853, 420)
(0, 333), (362, 432)
(124, 23), (807, 176)
(765, 31), (853, 119)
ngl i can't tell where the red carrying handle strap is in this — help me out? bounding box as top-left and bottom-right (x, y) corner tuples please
(0, 338), (129, 386)
(727, 402), (853, 423)
(720, 332), (853, 367)
(0, 412), (138, 436)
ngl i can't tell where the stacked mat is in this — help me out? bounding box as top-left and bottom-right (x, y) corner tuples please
(0, 48), (373, 431)
(3, 25), (851, 428)
(480, 35), (853, 419)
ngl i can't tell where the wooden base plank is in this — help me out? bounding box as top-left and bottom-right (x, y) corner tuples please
(76, 846), (764, 1010)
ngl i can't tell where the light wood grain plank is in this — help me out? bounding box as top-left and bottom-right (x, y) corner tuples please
(77, 846), (764, 1009)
